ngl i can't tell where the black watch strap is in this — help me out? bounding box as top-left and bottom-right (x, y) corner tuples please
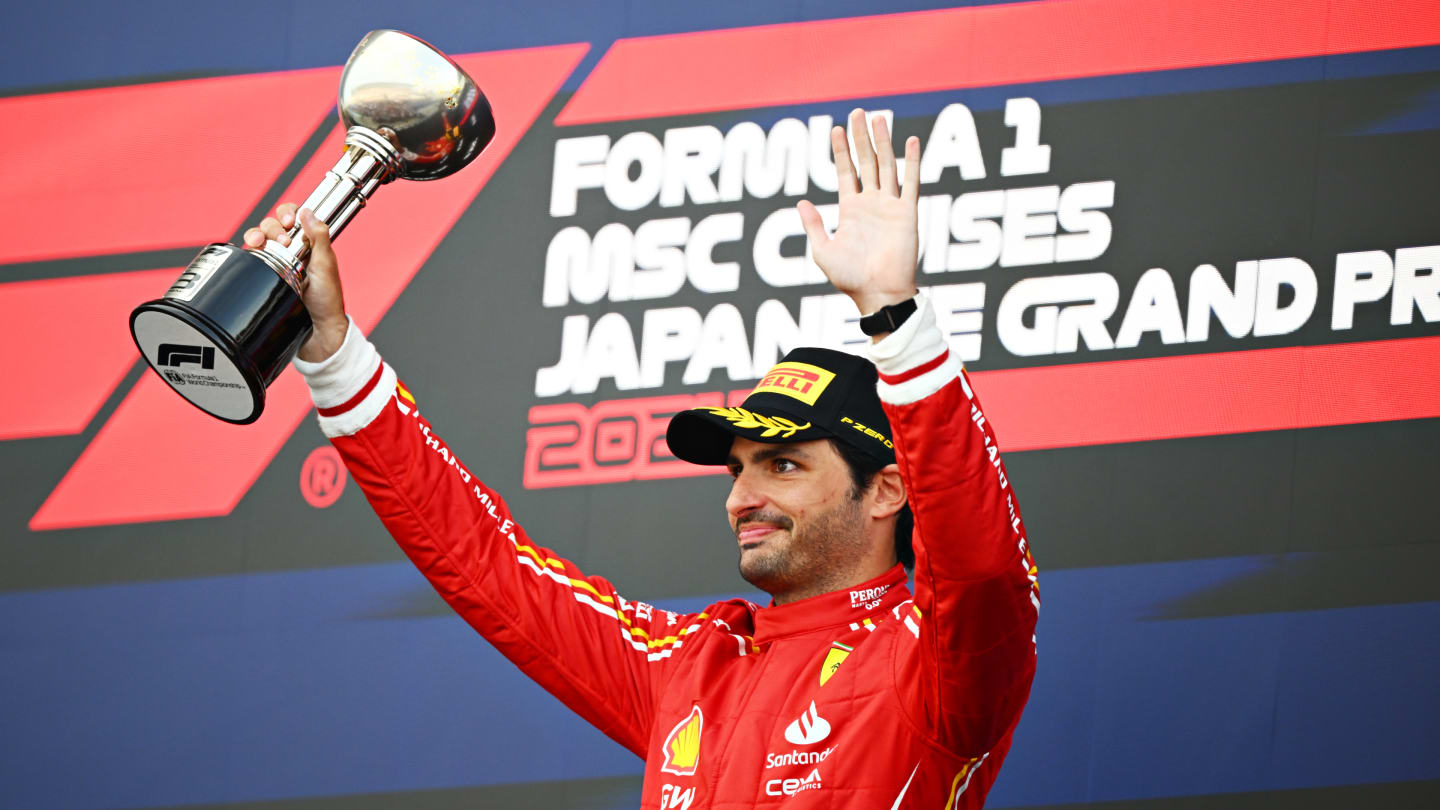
(858, 297), (918, 336)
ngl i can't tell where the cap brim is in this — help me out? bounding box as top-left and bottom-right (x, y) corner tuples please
(665, 405), (830, 465)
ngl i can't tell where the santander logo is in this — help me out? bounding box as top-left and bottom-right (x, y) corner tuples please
(783, 701), (831, 745)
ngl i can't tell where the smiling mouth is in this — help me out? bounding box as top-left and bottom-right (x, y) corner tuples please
(737, 525), (781, 548)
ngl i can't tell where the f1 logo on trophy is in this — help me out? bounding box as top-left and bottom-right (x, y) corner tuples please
(130, 30), (495, 424)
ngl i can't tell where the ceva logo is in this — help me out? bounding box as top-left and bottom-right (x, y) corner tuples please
(765, 768), (823, 797)
(783, 701), (831, 745)
(661, 706), (704, 776)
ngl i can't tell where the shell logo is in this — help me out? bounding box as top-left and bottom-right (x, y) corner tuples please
(660, 706), (704, 776)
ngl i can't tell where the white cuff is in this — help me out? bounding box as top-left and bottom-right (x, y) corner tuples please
(292, 317), (396, 437)
(867, 294), (966, 406)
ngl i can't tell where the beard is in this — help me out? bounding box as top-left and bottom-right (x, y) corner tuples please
(737, 493), (868, 598)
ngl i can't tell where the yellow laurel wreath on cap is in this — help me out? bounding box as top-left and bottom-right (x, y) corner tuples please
(699, 407), (811, 438)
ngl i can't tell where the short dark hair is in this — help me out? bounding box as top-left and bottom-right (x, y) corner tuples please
(830, 438), (915, 569)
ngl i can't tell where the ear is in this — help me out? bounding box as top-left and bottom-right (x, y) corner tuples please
(868, 463), (907, 519)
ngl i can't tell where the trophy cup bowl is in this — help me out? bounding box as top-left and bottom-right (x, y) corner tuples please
(129, 30), (495, 424)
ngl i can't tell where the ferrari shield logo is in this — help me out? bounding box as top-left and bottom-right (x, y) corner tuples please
(820, 642), (852, 686)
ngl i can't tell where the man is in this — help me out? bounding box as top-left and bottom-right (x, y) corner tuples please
(248, 110), (1039, 808)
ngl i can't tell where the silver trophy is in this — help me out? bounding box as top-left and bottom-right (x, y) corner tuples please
(130, 30), (495, 423)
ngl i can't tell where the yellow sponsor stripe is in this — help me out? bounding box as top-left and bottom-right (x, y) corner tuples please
(942, 758), (980, 810)
(396, 384), (415, 404)
(613, 608), (648, 640)
(515, 543), (566, 571)
(514, 545), (617, 606)
(615, 609), (710, 648)
(651, 616), (709, 649)
(566, 576), (615, 604)
(509, 538), (709, 653)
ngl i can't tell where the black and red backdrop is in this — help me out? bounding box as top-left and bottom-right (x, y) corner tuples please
(1, 1), (1437, 807)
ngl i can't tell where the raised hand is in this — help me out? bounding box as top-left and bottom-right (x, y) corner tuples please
(797, 109), (921, 318)
(244, 203), (349, 362)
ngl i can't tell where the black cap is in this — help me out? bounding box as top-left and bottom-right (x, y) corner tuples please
(666, 347), (895, 466)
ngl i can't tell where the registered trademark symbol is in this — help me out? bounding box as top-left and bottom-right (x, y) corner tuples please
(300, 446), (346, 508)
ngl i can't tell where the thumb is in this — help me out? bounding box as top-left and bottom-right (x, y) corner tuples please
(797, 200), (830, 248)
(293, 208), (347, 359)
(298, 208), (333, 258)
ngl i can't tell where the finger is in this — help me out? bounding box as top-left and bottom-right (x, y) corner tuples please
(797, 200), (829, 247)
(276, 202), (299, 228)
(243, 228), (265, 248)
(901, 136), (922, 206)
(831, 126), (858, 198)
(299, 208), (333, 257)
(296, 208), (346, 335)
(258, 216), (290, 246)
(872, 116), (898, 196)
(849, 108), (878, 192)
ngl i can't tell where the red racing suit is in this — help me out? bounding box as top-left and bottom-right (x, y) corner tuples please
(294, 296), (1039, 808)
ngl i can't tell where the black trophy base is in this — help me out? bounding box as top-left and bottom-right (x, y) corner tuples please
(130, 243), (313, 424)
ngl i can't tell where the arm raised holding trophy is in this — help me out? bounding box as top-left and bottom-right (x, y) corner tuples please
(130, 29), (494, 423)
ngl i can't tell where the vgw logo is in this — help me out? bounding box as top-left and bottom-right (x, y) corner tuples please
(157, 343), (215, 370)
(659, 784), (696, 810)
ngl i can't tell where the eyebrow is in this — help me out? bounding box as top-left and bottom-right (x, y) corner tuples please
(727, 445), (806, 467)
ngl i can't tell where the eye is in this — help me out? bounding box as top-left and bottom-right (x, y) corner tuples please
(773, 457), (799, 473)
(726, 464), (741, 479)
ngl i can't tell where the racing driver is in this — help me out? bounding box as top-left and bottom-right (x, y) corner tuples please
(248, 109), (1039, 808)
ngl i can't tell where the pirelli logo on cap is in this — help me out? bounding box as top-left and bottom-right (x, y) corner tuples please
(753, 362), (835, 406)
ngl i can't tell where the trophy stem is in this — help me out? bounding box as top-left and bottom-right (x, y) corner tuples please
(252, 126), (402, 291)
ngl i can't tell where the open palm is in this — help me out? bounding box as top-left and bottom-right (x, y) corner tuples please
(798, 109), (921, 317)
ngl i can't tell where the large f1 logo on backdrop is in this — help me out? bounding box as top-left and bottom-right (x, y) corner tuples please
(5, 44), (588, 530)
(12, 0), (1440, 524)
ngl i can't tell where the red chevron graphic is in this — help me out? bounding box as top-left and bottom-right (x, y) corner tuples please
(557, 0), (1440, 124)
(29, 44), (588, 530)
(0, 269), (179, 440)
(0, 68), (341, 264)
(0, 71), (342, 442)
(16, 0), (1440, 524)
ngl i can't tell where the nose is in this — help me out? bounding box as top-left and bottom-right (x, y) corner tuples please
(726, 469), (766, 524)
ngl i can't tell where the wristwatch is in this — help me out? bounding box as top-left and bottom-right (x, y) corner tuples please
(858, 296), (918, 336)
